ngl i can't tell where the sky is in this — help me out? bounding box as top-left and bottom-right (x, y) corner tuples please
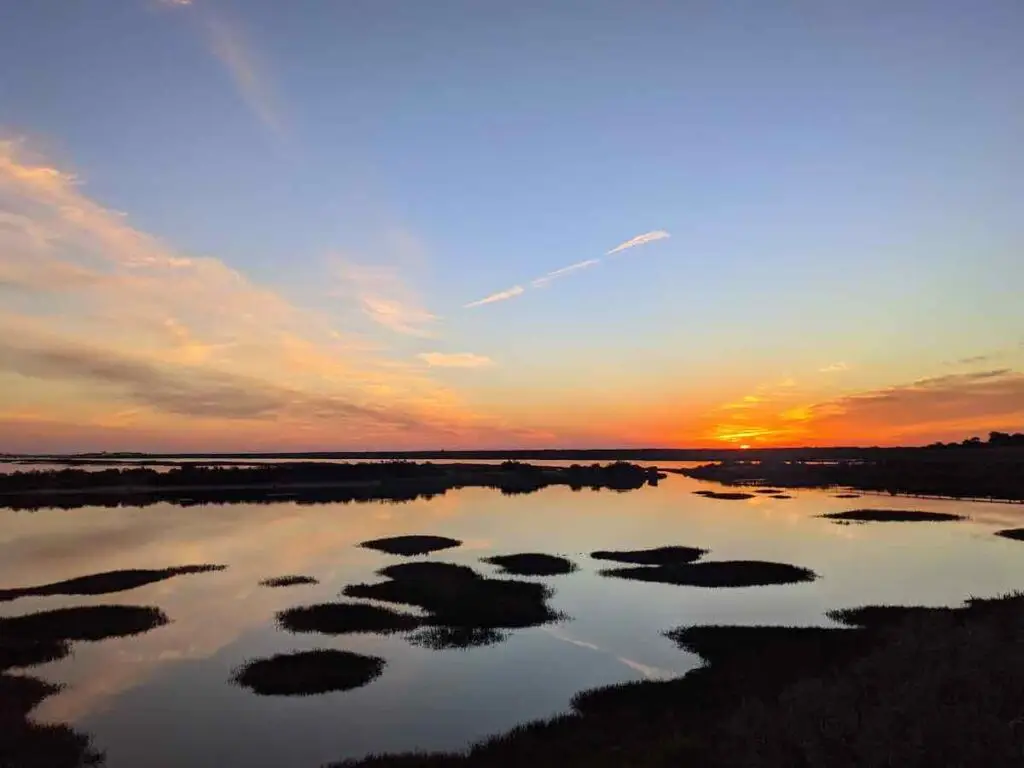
(0, 0), (1022, 452)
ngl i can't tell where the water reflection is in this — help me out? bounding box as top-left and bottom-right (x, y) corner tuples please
(0, 467), (1022, 767)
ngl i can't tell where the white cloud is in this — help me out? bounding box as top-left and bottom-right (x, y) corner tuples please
(417, 353), (494, 369)
(463, 285), (524, 308)
(819, 362), (850, 373)
(605, 230), (670, 256)
(531, 258), (600, 288)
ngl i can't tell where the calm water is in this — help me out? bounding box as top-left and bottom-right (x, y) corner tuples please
(3, 463), (1024, 767)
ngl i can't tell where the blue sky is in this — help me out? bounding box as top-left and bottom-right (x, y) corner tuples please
(1, 0), (1022, 450)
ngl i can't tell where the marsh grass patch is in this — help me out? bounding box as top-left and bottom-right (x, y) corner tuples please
(600, 560), (817, 588)
(692, 490), (755, 500)
(590, 547), (707, 566)
(482, 554), (577, 576)
(821, 509), (964, 523)
(278, 603), (422, 635)
(232, 650), (385, 696)
(259, 575), (319, 587)
(0, 605), (169, 644)
(994, 528), (1024, 541)
(359, 536), (463, 556)
(0, 565), (226, 602)
(343, 561), (560, 632)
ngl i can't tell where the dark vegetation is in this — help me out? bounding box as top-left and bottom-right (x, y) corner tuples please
(407, 626), (509, 651)
(681, 448), (1024, 502)
(754, 489), (782, 494)
(590, 546), (707, 566)
(0, 460), (661, 510)
(232, 650), (385, 696)
(599, 560), (817, 588)
(360, 535), (462, 556)
(833, 493), (861, 498)
(692, 490), (755, 500)
(0, 564), (225, 602)
(1, 604), (170, 767)
(770, 494), (792, 499)
(482, 554), (577, 576)
(994, 528), (1024, 541)
(342, 561), (560, 645)
(277, 603), (422, 635)
(259, 574), (319, 587)
(820, 509), (965, 522)
(331, 591), (1024, 767)
(926, 430), (1024, 449)
(0, 605), (168, 645)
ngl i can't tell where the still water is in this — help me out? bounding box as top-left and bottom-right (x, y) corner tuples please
(2, 463), (1024, 767)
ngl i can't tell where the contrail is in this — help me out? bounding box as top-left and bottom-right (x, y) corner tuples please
(531, 258), (600, 288)
(606, 230), (670, 255)
(463, 230), (669, 309)
(463, 285), (524, 308)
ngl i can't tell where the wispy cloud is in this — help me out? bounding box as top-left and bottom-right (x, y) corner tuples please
(332, 261), (437, 337)
(417, 353), (494, 369)
(819, 361), (850, 373)
(465, 230), (669, 309)
(463, 285), (524, 308)
(605, 230), (671, 256)
(531, 259), (600, 288)
(164, 2), (284, 139)
(204, 15), (285, 139)
(957, 354), (993, 365)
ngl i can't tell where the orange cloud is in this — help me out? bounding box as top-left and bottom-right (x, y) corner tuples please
(417, 353), (494, 369)
(0, 139), (529, 451)
(701, 369), (1024, 447)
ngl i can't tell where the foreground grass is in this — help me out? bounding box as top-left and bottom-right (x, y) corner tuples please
(233, 650), (385, 696)
(590, 546), (707, 566)
(360, 536), (463, 556)
(0, 564), (226, 602)
(821, 509), (965, 522)
(482, 554), (577, 576)
(330, 592), (1024, 767)
(599, 560), (817, 588)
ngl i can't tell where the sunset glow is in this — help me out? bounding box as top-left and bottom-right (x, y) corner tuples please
(1, 3), (1022, 453)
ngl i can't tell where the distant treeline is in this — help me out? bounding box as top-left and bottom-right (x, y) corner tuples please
(926, 431), (1024, 449)
(682, 456), (1024, 502)
(0, 460), (660, 511)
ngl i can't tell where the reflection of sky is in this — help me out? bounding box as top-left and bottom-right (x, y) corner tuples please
(2, 473), (1024, 766)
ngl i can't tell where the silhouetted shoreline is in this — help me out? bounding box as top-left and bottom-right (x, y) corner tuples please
(677, 451), (1024, 502)
(0, 460), (660, 510)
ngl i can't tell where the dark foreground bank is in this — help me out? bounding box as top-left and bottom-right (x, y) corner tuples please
(0, 461), (660, 510)
(330, 590), (1024, 768)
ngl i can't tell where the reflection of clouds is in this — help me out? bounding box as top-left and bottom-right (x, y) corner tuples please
(11, 494), (480, 725)
(542, 626), (675, 681)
